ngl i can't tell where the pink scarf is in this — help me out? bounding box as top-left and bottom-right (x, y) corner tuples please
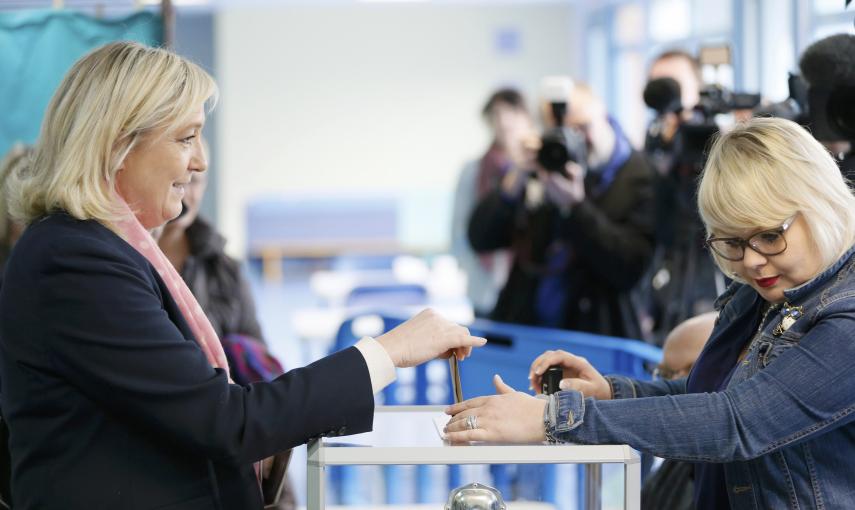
(113, 195), (268, 483)
(114, 197), (230, 377)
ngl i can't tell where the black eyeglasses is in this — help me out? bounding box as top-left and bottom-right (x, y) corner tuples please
(705, 214), (797, 262)
(651, 363), (693, 381)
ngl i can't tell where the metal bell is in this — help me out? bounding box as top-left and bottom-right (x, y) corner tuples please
(445, 482), (507, 510)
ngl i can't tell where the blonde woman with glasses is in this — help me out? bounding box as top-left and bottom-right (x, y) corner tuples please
(446, 117), (855, 510)
(0, 42), (485, 509)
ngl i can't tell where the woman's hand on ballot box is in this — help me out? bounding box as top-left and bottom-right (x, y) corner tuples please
(443, 375), (547, 444)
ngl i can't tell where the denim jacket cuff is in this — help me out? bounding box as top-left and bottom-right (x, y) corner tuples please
(548, 390), (585, 434)
(605, 375), (637, 400)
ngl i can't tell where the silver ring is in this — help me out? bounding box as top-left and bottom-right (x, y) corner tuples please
(466, 415), (478, 430)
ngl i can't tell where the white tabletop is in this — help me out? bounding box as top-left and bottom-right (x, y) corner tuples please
(315, 406), (639, 466)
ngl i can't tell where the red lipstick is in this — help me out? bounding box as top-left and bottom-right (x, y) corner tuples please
(755, 276), (780, 288)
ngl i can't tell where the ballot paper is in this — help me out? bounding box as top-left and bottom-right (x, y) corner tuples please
(449, 353), (463, 403)
(434, 415), (451, 440)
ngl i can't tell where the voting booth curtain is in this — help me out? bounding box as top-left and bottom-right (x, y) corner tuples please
(0, 9), (163, 158)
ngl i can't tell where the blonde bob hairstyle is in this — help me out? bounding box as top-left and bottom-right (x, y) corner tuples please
(698, 117), (855, 280)
(7, 41), (217, 231)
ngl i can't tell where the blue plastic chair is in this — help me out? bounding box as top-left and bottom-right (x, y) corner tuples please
(345, 284), (428, 307)
(331, 312), (663, 506)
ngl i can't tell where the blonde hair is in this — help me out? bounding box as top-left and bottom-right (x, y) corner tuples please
(698, 117), (855, 276)
(7, 41), (217, 230)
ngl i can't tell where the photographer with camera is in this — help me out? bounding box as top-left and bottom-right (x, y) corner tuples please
(467, 80), (655, 339)
(451, 88), (535, 317)
(799, 33), (855, 181)
(645, 50), (703, 174)
(642, 51), (729, 341)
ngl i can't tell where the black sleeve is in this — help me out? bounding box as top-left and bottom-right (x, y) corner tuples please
(561, 164), (655, 290)
(467, 189), (519, 252)
(38, 235), (374, 465)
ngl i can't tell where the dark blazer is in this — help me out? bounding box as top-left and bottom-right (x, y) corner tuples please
(0, 213), (375, 510)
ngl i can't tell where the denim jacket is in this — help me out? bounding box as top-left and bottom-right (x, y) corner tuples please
(548, 245), (855, 509)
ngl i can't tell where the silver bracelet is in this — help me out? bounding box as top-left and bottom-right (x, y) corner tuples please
(541, 393), (559, 444)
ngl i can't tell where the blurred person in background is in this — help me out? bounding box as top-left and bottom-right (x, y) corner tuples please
(155, 144), (296, 509)
(156, 144), (267, 349)
(468, 82), (655, 339)
(0, 41), (485, 510)
(0, 145), (31, 283)
(451, 88), (535, 317)
(646, 50), (702, 155)
(0, 144), (30, 509)
(643, 50), (722, 342)
(641, 311), (716, 510)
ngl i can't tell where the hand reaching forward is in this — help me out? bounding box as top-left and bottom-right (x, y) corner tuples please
(443, 375), (546, 443)
(529, 349), (611, 400)
(376, 309), (486, 368)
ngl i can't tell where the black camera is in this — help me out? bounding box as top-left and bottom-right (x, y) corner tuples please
(696, 84), (761, 117)
(644, 77), (763, 172)
(537, 101), (587, 174)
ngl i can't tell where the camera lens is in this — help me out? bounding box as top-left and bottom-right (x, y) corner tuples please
(537, 137), (570, 173)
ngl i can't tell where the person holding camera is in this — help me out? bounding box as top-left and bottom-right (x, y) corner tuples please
(467, 82), (655, 339)
(642, 50), (725, 342)
(448, 117), (855, 510)
(646, 50), (703, 162)
(451, 88), (535, 317)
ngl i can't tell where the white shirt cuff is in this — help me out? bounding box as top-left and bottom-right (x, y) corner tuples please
(354, 336), (397, 394)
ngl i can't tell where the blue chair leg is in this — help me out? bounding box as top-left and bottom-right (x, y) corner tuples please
(340, 465), (365, 504)
(416, 464), (430, 502)
(516, 464), (556, 502)
(490, 465), (513, 501)
(384, 465), (405, 503)
(516, 464), (541, 500)
(448, 464), (461, 491)
(541, 464), (557, 503)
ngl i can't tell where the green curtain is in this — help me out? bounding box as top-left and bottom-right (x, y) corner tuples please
(0, 9), (163, 158)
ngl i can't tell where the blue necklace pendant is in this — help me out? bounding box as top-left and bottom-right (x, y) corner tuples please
(773, 302), (804, 336)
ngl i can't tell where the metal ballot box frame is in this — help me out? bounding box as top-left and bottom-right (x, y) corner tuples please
(307, 406), (640, 510)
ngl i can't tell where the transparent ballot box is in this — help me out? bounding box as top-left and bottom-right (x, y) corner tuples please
(307, 406), (640, 510)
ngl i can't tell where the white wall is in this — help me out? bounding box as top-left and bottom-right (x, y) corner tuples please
(215, 3), (580, 256)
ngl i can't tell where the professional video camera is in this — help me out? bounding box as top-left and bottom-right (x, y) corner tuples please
(643, 76), (763, 172)
(537, 76), (587, 175)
